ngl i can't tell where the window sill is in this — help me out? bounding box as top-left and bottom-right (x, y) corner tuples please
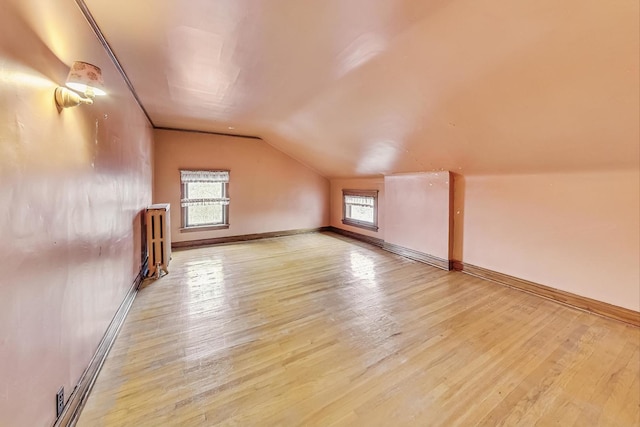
(180, 224), (229, 233)
(342, 219), (378, 232)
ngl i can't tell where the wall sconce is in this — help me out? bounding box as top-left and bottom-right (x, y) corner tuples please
(55, 61), (106, 108)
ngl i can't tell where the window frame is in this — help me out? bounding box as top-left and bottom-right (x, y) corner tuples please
(342, 189), (379, 232)
(180, 169), (230, 231)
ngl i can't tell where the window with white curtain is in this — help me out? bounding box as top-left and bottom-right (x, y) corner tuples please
(342, 189), (378, 231)
(180, 170), (230, 229)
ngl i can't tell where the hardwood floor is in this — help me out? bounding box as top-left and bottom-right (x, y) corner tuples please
(77, 232), (640, 426)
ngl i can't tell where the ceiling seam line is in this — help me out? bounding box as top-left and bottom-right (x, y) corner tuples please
(74, 0), (155, 127)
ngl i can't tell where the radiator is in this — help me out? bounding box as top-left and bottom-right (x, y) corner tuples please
(146, 203), (171, 278)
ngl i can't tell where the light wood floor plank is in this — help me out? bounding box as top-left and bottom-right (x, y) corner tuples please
(77, 232), (640, 426)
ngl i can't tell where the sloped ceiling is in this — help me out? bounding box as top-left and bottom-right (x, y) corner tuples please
(84, 0), (639, 177)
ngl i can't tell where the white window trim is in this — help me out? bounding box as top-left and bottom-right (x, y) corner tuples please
(180, 169), (230, 231)
(342, 189), (379, 232)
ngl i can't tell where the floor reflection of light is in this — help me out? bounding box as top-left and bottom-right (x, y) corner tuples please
(350, 252), (376, 285)
(185, 258), (226, 309)
(346, 250), (401, 361)
(184, 257), (227, 362)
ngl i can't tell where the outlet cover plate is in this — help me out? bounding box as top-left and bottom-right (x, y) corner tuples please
(56, 387), (64, 418)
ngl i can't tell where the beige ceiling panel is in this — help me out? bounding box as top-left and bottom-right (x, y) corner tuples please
(85, 0), (639, 177)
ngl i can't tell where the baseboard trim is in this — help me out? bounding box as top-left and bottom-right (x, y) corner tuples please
(326, 226), (384, 248)
(172, 227), (331, 250)
(453, 261), (640, 327)
(53, 263), (146, 427)
(382, 242), (451, 271)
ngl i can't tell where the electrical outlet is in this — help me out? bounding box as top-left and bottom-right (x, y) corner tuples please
(56, 387), (64, 418)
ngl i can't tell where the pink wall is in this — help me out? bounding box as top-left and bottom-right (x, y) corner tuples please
(384, 173), (451, 260)
(456, 171), (640, 311)
(329, 173), (452, 262)
(0, 1), (153, 426)
(330, 178), (385, 240)
(154, 129), (329, 242)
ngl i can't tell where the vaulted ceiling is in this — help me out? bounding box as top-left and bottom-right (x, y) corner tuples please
(84, 0), (639, 177)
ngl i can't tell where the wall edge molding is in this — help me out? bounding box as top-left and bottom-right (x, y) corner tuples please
(53, 263), (146, 427)
(327, 227), (451, 271)
(453, 261), (640, 327)
(172, 227), (331, 249)
(382, 242), (452, 271)
(154, 126), (262, 140)
(74, 0), (154, 126)
(326, 226), (384, 248)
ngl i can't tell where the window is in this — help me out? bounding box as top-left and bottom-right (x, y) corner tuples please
(342, 189), (378, 231)
(180, 170), (230, 230)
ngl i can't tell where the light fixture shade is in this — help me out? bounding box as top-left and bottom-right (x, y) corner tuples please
(65, 61), (106, 96)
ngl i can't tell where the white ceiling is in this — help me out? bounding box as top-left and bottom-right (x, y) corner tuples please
(84, 0), (639, 177)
